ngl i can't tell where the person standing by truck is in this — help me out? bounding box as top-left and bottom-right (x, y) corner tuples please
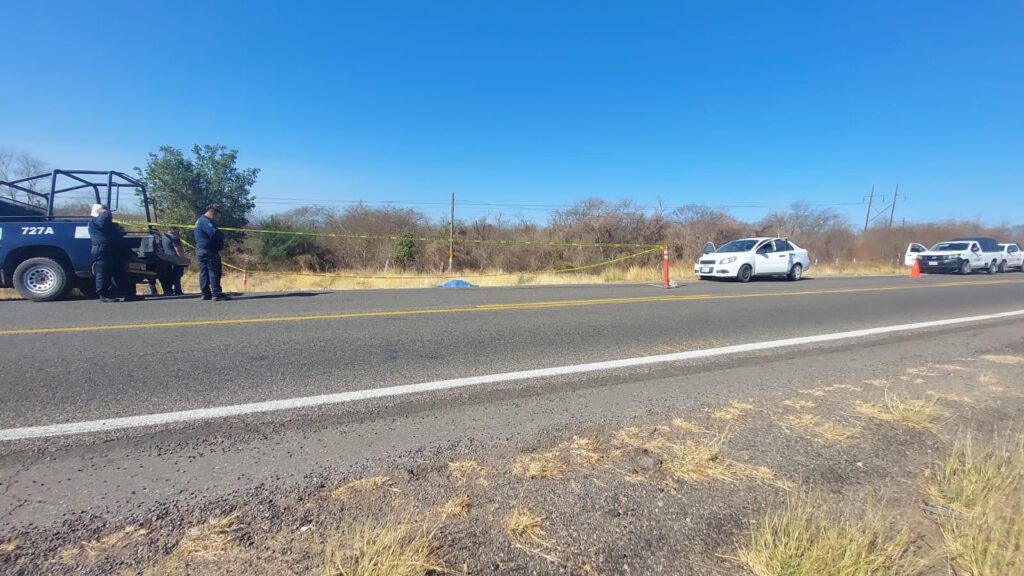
(194, 206), (229, 301)
(88, 203), (131, 302)
(162, 227), (186, 295)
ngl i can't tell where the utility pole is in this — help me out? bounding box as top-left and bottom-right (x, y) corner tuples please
(447, 192), (455, 273)
(888, 184), (899, 228)
(863, 185), (875, 232)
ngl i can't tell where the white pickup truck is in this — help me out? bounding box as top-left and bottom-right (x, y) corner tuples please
(997, 242), (1024, 272)
(910, 237), (1003, 275)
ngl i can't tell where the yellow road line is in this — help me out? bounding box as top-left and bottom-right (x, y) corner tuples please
(0, 279), (1017, 336)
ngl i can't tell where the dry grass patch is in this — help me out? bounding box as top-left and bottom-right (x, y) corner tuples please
(927, 433), (1024, 576)
(906, 367), (941, 377)
(854, 394), (940, 431)
(932, 363), (971, 372)
(863, 378), (889, 387)
(61, 526), (148, 564)
(828, 384), (862, 392)
(561, 436), (605, 467)
(176, 512), (243, 559)
(447, 460), (487, 487)
(333, 476), (400, 501)
(797, 388), (826, 397)
(712, 401), (756, 421)
(670, 418), (703, 433)
(978, 372), (999, 385)
(512, 451), (565, 480)
(652, 434), (775, 485)
(323, 518), (446, 576)
(0, 538), (20, 557)
(737, 501), (922, 576)
(782, 415), (857, 443)
(782, 399), (815, 409)
(437, 495), (470, 519)
(505, 508), (547, 546)
(979, 354), (1024, 365)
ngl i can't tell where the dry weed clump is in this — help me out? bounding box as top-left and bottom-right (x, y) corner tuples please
(927, 433), (1024, 575)
(737, 501), (922, 576)
(61, 526), (148, 564)
(512, 451), (566, 480)
(323, 518), (446, 576)
(504, 508), (547, 545)
(782, 399), (815, 410)
(979, 354), (1024, 365)
(712, 401), (756, 421)
(0, 538), (21, 557)
(437, 495), (471, 519)
(332, 476), (401, 501)
(447, 460), (488, 487)
(854, 393), (940, 430)
(782, 414), (857, 443)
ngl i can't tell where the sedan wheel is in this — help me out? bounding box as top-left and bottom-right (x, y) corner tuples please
(787, 263), (803, 281)
(737, 264), (752, 283)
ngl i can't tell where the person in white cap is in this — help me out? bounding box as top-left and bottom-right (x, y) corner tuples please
(87, 204), (132, 302)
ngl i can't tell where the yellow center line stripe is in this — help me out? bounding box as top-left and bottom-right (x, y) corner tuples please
(0, 279), (1017, 336)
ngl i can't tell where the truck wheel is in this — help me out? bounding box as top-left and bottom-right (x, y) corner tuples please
(13, 257), (69, 302)
(787, 263), (803, 281)
(998, 260), (1007, 273)
(959, 260), (971, 275)
(737, 264), (752, 283)
(987, 260), (998, 274)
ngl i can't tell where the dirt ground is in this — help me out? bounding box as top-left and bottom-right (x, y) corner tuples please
(1, 348), (1022, 575)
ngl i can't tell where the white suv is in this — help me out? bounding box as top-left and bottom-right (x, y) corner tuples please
(695, 237), (811, 282)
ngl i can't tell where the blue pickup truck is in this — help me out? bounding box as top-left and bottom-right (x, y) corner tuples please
(0, 169), (189, 301)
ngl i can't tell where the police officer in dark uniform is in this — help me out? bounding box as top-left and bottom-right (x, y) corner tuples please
(195, 206), (230, 301)
(88, 203), (131, 302)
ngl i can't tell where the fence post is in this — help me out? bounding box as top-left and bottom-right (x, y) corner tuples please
(243, 270), (248, 291)
(663, 244), (671, 288)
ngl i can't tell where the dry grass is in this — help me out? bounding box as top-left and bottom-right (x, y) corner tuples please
(332, 476), (400, 501)
(928, 433), (1024, 575)
(437, 495), (471, 519)
(931, 364), (971, 372)
(782, 415), (857, 443)
(854, 394), (940, 430)
(323, 518), (446, 576)
(176, 512), (243, 559)
(737, 501), (922, 576)
(61, 526), (148, 564)
(504, 508), (547, 545)
(712, 401), (756, 421)
(0, 538), (21, 557)
(447, 460), (487, 487)
(863, 379), (889, 387)
(670, 418), (703, 432)
(797, 388), (827, 397)
(979, 354), (1024, 365)
(512, 451), (566, 480)
(782, 399), (815, 409)
(561, 436), (605, 467)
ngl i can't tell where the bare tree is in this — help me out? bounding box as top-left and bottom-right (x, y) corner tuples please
(0, 148), (49, 204)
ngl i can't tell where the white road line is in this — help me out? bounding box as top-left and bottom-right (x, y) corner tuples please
(3, 309), (1023, 441)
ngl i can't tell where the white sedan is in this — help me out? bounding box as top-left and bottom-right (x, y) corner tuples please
(694, 237), (811, 282)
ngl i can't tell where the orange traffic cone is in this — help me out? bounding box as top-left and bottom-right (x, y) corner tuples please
(910, 259), (921, 278)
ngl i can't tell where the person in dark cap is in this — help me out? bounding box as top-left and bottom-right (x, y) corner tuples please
(88, 203), (131, 302)
(194, 205), (229, 301)
(162, 226), (186, 295)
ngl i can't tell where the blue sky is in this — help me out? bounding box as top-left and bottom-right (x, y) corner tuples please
(2, 1), (1021, 225)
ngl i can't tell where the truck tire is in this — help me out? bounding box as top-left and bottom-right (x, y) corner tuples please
(958, 260), (971, 275)
(13, 257), (69, 302)
(998, 260), (1007, 273)
(787, 263), (803, 281)
(737, 264), (752, 283)
(987, 259), (998, 274)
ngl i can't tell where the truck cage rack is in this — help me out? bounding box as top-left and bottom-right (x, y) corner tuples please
(0, 169), (153, 223)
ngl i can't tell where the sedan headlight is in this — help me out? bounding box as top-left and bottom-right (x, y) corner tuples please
(720, 256), (738, 264)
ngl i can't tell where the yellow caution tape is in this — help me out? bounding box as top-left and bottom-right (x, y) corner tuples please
(116, 219), (662, 249)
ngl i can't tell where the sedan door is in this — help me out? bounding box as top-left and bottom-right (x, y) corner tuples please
(758, 240), (792, 275)
(904, 243), (927, 266)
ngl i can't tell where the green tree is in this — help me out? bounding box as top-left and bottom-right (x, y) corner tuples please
(253, 215), (328, 265)
(136, 145), (259, 228)
(394, 233), (417, 268)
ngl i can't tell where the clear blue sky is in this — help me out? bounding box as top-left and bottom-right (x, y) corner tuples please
(2, 1), (1021, 225)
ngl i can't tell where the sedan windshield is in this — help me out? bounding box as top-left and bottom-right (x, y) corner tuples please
(716, 239), (759, 253)
(930, 242), (969, 251)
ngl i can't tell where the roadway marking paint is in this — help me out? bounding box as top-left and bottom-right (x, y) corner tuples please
(1, 308), (1022, 441)
(0, 278), (1017, 336)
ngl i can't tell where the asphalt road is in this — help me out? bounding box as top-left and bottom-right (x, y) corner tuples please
(0, 275), (1022, 432)
(1, 274), (1023, 531)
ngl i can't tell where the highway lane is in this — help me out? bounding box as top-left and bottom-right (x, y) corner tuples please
(0, 275), (1021, 431)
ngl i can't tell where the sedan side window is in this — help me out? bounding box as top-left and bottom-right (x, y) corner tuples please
(756, 242), (772, 254)
(776, 240), (794, 251)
